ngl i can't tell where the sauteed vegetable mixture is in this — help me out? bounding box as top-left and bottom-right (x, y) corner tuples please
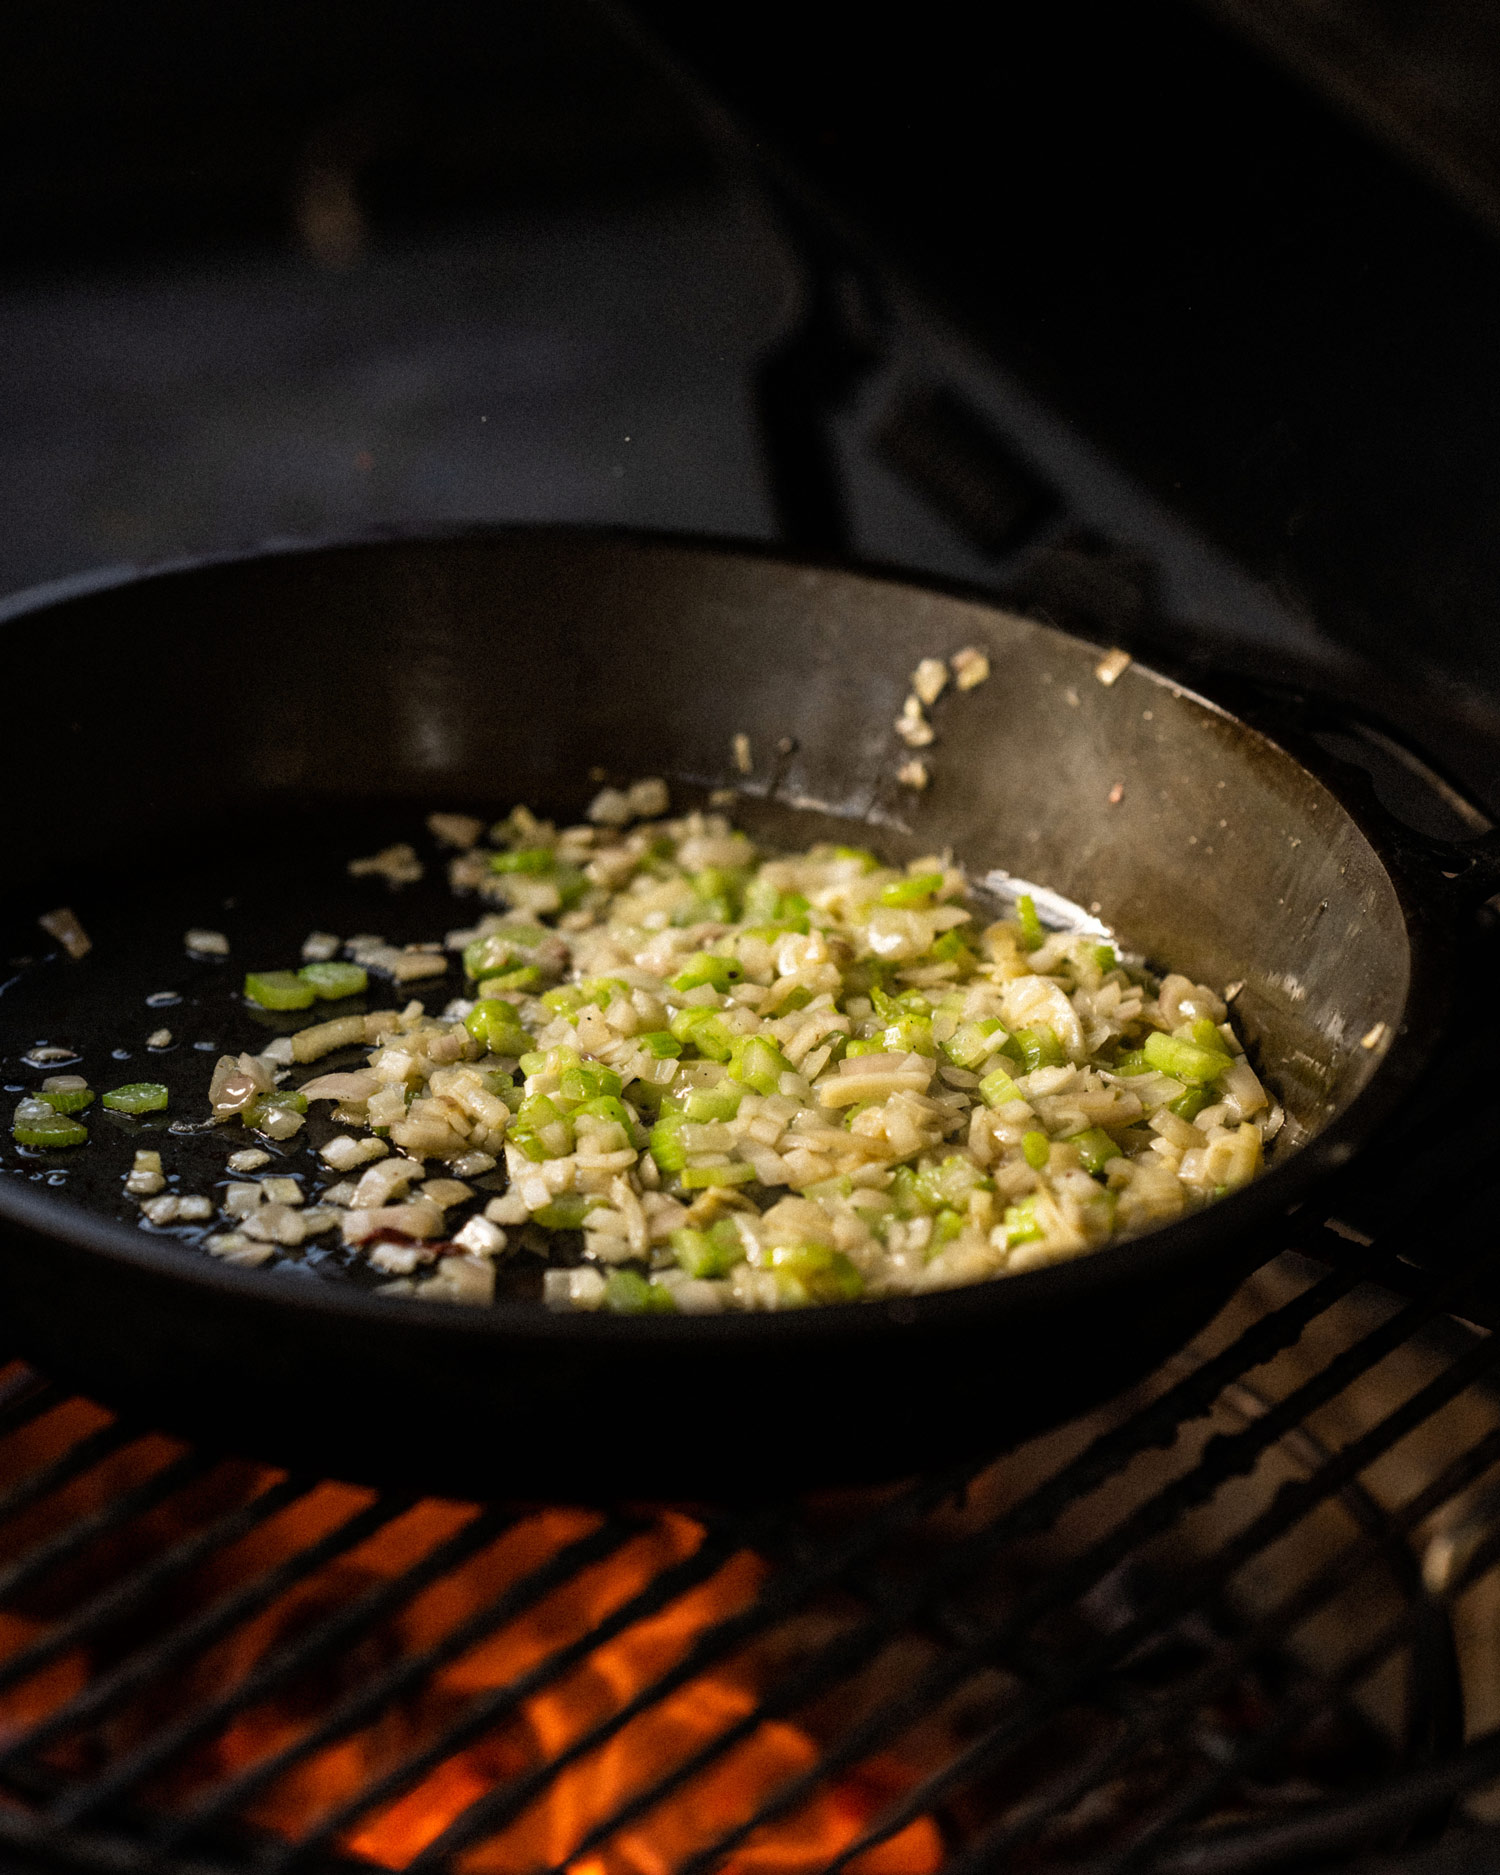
(11, 783), (1278, 1311)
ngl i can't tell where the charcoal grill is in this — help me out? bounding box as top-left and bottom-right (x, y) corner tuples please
(1, 826), (1500, 1875)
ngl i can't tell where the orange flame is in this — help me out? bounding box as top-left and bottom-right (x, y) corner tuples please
(0, 1388), (943, 1874)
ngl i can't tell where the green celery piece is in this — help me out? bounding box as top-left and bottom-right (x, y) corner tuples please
(38, 1085), (93, 1114)
(671, 1221), (745, 1278)
(1003, 1197), (1044, 1245)
(1169, 1087), (1211, 1122)
(802, 1173), (855, 1201)
(670, 953), (743, 992)
(1014, 1028), (1065, 1073)
(978, 1068), (1023, 1108)
(245, 970), (317, 1011)
(532, 1192), (594, 1230)
(740, 875), (782, 924)
(465, 1000), (530, 1055)
(668, 1008), (736, 1062)
(1187, 1016), (1226, 1050)
(604, 1269), (677, 1315)
(573, 1095), (637, 1135)
(560, 1064), (622, 1102)
(541, 986), (586, 1015)
(518, 1050), (549, 1077)
(1092, 943), (1118, 973)
(248, 1089), (307, 1116)
(1112, 1049), (1152, 1076)
(507, 1125), (547, 1162)
(879, 1015), (935, 1057)
(930, 929), (975, 966)
(1015, 894), (1045, 951)
(490, 847), (554, 875)
(1022, 1130), (1051, 1170)
(297, 961), (368, 1000)
(679, 1161), (755, 1189)
(768, 1242), (864, 1303)
(844, 1039), (885, 1060)
(880, 871), (944, 908)
(649, 1112), (689, 1174)
(554, 864), (588, 909)
(915, 1154), (990, 1208)
(932, 1208), (965, 1247)
(889, 1165), (923, 1215)
(479, 964), (541, 994)
(942, 1018), (1006, 1070)
(11, 1101), (87, 1148)
(728, 1035), (792, 1095)
(826, 844), (879, 870)
(637, 1030), (682, 1058)
(1143, 1030), (1230, 1087)
(682, 1083), (743, 1122)
(102, 1083), (168, 1115)
(1068, 1126), (1122, 1174)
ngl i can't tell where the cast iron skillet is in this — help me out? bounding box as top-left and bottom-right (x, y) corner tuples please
(0, 528), (1493, 1502)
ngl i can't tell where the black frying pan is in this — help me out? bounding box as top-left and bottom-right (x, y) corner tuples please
(0, 529), (1491, 1501)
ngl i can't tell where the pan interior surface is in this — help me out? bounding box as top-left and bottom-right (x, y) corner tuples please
(0, 532), (1420, 1495)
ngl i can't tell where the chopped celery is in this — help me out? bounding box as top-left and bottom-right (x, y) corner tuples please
(681, 1083), (743, 1122)
(680, 1161), (755, 1189)
(929, 929), (976, 967)
(1187, 1016), (1226, 1050)
(1022, 1130), (1051, 1170)
(648, 1111), (690, 1174)
(1016, 893), (1046, 951)
(671, 1220), (745, 1278)
(768, 1243), (863, 1303)
(915, 1155), (991, 1208)
(559, 1063), (622, 1102)
(637, 1029), (683, 1058)
(889, 1164), (923, 1215)
(1092, 943), (1118, 973)
(297, 962), (368, 1000)
(878, 1014), (936, 1057)
(670, 954), (743, 993)
(1142, 1031), (1230, 1087)
(728, 1034), (792, 1094)
(1111, 1049), (1152, 1076)
(541, 985), (586, 1015)
(1014, 1028), (1066, 1072)
(489, 847), (554, 874)
(1068, 1127), (1122, 1174)
(803, 1173), (854, 1201)
(11, 1099), (87, 1148)
(465, 1000), (530, 1055)
(532, 1192), (595, 1230)
(38, 1085), (93, 1114)
(572, 1095), (638, 1135)
(1002, 1197), (1044, 1245)
(845, 1038), (886, 1060)
(932, 1207), (965, 1246)
(941, 1017), (1005, 1069)
(978, 1067), (1023, 1107)
(826, 844), (879, 870)
(604, 1269), (677, 1314)
(1168, 1087), (1211, 1122)
(518, 1051), (549, 1077)
(880, 871), (944, 908)
(245, 970), (317, 1011)
(668, 1007), (736, 1062)
(102, 1083), (168, 1115)
(478, 964), (541, 993)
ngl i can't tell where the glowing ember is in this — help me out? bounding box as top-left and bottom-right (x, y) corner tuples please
(0, 1390), (943, 1875)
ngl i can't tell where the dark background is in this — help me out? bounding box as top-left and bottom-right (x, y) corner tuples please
(6, 0), (1500, 778)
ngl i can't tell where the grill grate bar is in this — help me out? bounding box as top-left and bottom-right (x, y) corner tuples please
(390, 1463), (989, 1875)
(269, 1508), (775, 1873)
(152, 1511), (649, 1856)
(658, 1250), (1500, 1875)
(442, 1260), (1410, 1875)
(0, 1421), (148, 1573)
(507, 1269), (1428, 1875)
(0, 1491), (418, 1785)
(49, 1499), (522, 1829)
(0, 1471), (310, 1702)
(1086, 1453), (1500, 1873)
(875, 1345), (1500, 1875)
(0, 1447), (215, 1614)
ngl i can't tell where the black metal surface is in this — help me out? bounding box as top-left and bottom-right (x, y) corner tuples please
(0, 528), (1476, 1499)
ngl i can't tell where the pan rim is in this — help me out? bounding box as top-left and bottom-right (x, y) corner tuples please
(0, 522), (1452, 1345)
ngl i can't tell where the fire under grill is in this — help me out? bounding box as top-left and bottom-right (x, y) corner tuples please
(4, 1046), (1500, 1875)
